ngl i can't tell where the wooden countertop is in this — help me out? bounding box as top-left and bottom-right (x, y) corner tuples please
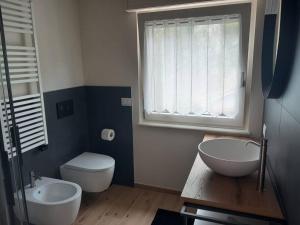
(181, 134), (284, 220)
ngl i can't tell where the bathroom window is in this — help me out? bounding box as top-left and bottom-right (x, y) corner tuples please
(141, 14), (246, 129)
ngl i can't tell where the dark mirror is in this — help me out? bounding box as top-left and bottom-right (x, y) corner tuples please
(261, 0), (298, 98)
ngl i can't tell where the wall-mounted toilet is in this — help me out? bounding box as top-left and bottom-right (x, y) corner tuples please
(60, 152), (115, 192)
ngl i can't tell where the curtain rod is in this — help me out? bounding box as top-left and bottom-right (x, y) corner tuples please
(126, 0), (252, 13)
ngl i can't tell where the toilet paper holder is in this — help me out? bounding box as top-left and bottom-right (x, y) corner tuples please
(101, 129), (115, 141)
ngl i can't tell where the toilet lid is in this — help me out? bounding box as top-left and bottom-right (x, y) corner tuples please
(64, 152), (115, 172)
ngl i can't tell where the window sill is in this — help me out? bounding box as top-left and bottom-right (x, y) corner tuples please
(138, 120), (250, 135)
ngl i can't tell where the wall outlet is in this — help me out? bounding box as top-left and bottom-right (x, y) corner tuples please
(121, 98), (132, 107)
(56, 99), (74, 119)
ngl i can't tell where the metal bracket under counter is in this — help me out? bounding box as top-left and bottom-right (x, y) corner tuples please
(180, 202), (285, 225)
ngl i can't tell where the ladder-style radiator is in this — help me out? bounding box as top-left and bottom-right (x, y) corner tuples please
(0, 0), (48, 157)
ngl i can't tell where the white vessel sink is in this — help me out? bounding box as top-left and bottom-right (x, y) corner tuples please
(15, 177), (82, 225)
(198, 138), (260, 177)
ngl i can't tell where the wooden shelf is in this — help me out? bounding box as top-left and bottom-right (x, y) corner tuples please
(181, 134), (284, 220)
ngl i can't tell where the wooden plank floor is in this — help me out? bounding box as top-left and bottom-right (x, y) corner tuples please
(74, 185), (183, 225)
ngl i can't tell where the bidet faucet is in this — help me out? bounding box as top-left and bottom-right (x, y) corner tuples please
(29, 171), (41, 188)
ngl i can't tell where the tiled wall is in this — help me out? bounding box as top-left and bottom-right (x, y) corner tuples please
(0, 159), (9, 225)
(265, 99), (300, 225)
(22, 87), (90, 183)
(264, 3), (300, 225)
(21, 86), (134, 187)
(86, 86), (134, 186)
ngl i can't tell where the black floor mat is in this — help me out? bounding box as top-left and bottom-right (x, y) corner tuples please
(151, 209), (194, 225)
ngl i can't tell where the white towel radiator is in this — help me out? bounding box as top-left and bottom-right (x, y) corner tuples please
(0, 0), (48, 158)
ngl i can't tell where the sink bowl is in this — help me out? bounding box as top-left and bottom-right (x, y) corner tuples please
(198, 138), (260, 177)
(14, 177), (82, 225)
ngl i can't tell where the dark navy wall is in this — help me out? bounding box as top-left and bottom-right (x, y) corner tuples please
(264, 2), (300, 225)
(20, 86), (134, 187)
(86, 86), (134, 186)
(0, 160), (9, 225)
(22, 87), (89, 183)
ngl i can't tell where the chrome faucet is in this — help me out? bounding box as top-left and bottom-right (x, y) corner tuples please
(245, 138), (268, 192)
(245, 140), (261, 148)
(29, 171), (41, 188)
(257, 138), (268, 192)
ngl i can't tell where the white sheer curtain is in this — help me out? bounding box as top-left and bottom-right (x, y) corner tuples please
(143, 14), (244, 126)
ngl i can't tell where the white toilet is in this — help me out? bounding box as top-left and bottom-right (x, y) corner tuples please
(60, 152), (115, 192)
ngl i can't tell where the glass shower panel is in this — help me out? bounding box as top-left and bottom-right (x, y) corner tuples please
(0, 0), (49, 223)
(0, 6), (29, 225)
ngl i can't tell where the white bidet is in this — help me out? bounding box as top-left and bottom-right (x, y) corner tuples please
(14, 177), (82, 225)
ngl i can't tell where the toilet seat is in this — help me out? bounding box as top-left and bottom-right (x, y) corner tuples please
(64, 152), (115, 172)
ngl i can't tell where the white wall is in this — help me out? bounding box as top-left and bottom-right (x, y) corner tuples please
(78, 0), (264, 191)
(79, 0), (136, 87)
(32, 0), (85, 92)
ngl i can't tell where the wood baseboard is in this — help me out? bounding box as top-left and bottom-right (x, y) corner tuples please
(134, 183), (181, 195)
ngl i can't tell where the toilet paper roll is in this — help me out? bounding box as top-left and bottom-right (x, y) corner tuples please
(101, 129), (115, 141)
